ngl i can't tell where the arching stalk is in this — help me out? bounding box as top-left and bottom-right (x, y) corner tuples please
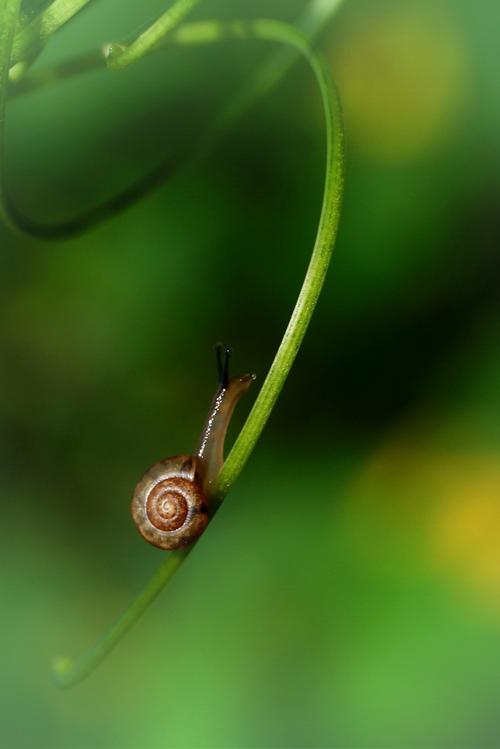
(0, 3), (344, 688)
(56, 20), (343, 687)
(1, 1), (344, 237)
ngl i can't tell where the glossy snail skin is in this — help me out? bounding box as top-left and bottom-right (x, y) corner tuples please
(131, 346), (255, 550)
(196, 372), (255, 493)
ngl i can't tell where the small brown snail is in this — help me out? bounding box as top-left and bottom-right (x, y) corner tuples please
(131, 344), (255, 550)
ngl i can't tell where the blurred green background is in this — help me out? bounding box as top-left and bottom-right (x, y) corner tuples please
(2, 0), (500, 747)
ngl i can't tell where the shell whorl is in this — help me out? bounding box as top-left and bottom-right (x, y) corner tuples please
(131, 455), (209, 550)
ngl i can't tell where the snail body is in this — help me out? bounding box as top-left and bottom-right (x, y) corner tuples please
(131, 346), (255, 550)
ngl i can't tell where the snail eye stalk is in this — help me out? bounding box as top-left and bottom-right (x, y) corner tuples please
(214, 342), (233, 389)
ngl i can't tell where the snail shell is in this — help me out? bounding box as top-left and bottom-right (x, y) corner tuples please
(131, 345), (255, 551)
(131, 455), (209, 550)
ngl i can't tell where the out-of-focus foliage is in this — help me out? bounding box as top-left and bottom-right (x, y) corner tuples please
(1, 0), (499, 747)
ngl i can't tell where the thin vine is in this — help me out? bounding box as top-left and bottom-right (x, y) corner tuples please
(0, 2), (345, 687)
(10, 0), (94, 72)
(3, 0), (344, 237)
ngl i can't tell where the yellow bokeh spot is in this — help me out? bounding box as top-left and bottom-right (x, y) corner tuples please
(430, 459), (500, 601)
(332, 3), (468, 162)
(343, 436), (500, 615)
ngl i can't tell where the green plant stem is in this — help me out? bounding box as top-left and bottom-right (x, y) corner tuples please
(10, 0), (94, 69)
(8, 47), (103, 94)
(3, 0), (344, 238)
(215, 22), (343, 499)
(53, 550), (190, 688)
(0, 0), (22, 232)
(106, 0), (203, 71)
(46, 18), (344, 687)
(10, 0), (343, 99)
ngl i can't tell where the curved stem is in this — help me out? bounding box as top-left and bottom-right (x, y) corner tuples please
(48, 18), (344, 687)
(105, 0), (203, 71)
(54, 550), (190, 688)
(215, 20), (343, 500)
(0, 0), (22, 232)
(0, 0), (202, 239)
(11, 0), (95, 69)
(10, 0), (344, 100)
(2, 1), (344, 239)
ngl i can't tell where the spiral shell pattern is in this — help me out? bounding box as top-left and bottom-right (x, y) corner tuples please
(131, 455), (209, 550)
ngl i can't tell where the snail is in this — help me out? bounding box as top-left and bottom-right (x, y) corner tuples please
(131, 344), (255, 550)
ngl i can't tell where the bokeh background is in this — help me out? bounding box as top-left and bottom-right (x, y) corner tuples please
(2, 0), (500, 747)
